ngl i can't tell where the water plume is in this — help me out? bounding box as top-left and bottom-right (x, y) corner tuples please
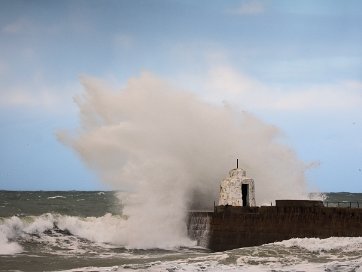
(58, 72), (309, 248)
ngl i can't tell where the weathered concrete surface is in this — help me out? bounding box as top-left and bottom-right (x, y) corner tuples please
(187, 211), (213, 248)
(187, 206), (362, 252)
(276, 199), (324, 207)
(218, 168), (256, 207)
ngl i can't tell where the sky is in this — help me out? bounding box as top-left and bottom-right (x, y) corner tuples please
(0, 0), (361, 192)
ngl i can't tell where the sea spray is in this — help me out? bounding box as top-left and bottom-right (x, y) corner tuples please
(0, 217), (23, 255)
(58, 72), (310, 248)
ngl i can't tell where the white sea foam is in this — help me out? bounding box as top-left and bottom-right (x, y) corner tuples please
(60, 266), (119, 272)
(1, 213), (191, 255)
(56, 213), (126, 245)
(47, 196), (66, 199)
(56, 256), (362, 272)
(0, 214), (118, 256)
(2, 214), (361, 272)
(109, 245), (362, 272)
(0, 214), (63, 255)
(0, 217), (24, 255)
(274, 237), (362, 253)
(51, 236), (362, 271)
(23, 213), (55, 234)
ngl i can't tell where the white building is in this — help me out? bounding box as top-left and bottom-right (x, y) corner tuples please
(218, 168), (256, 207)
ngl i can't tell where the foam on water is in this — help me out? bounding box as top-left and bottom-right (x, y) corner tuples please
(58, 213), (124, 244)
(0, 217), (23, 255)
(274, 237), (362, 253)
(0, 212), (194, 258)
(113, 236), (362, 272)
(115, 242), (362, 272)
(1, 213), (362, 271)
(47, 196), (66, 199)
(0, 213), (123, 256)
(59, 253), (362, 272)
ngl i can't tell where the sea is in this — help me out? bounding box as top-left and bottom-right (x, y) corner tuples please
(1, 191), (362, 272)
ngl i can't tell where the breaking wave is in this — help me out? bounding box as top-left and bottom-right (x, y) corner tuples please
(0, 213), (194, 256)
(0, 213), (122, 255)
(274, 236), (362, 253)
(1, 214), (362, 271)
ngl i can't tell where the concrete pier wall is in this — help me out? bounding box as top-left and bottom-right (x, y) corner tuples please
(187, 206), (362, 251)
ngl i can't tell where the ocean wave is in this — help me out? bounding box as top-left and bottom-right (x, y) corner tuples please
(0, 212), (195, 257)
(56, 213), (127, 245)
(0, 214), (62, 255)
(0, 216), (23, 255)
(47, 196), (66, 199)
(2, 213), (362, 272)
(274, 237), (362, 253)
(0, 212), (188, 256)
(0, 213), (124, 255)
(58, 257), (362, 272)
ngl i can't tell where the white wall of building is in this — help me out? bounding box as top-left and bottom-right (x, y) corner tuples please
(218, 168), (256, 207)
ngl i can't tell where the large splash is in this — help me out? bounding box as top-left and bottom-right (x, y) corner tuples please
(58, 72), (309, 248)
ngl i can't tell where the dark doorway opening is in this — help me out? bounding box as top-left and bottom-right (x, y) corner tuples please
(242, 184), (249, 206)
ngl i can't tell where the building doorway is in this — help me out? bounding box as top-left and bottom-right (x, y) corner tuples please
(242, 184), (249, 206)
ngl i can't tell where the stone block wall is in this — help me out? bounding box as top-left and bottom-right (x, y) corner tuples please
(187, 206), (362, 251)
